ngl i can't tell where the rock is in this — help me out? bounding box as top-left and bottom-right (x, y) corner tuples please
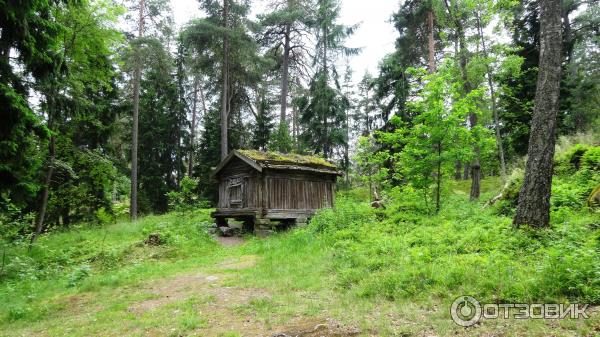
(208, 227), (218, 235)
(144, 233), (164, 246)
(254, 229), (274, 237)
(219, 226), (235, 237)
(588, 184), (600, 208)
(210, 222), (218, 228)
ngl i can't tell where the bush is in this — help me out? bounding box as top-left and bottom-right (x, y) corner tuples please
(554, 144), (590, 174)
(305, 189), (600, 304)
(493, 169), (523, 215)
(167, 177), (210, 213)
(67, 264), (91, 287)
(581, 146), (600, 172)
(308, 196), (375, 234)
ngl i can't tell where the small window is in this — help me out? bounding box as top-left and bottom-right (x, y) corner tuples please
(229, 184), (243, 208)
(227, 177), (244, 208)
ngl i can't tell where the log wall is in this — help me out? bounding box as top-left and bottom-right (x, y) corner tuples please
(216, 158), (336, 218)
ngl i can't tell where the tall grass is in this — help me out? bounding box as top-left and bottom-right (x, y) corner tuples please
(302, 188), (600, 304)
(0, 209), (217, 323)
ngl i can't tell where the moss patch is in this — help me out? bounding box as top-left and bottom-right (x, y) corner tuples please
(237, 149), (337, 169)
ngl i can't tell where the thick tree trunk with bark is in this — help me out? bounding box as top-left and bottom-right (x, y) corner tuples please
(280, 23), (291, 124)
(221, 0), (229, 161)
(322, 19), (329, 159)
(130, 0), (144, 221)
(514, 0), (563, 228)
(427, 10), (436, 73)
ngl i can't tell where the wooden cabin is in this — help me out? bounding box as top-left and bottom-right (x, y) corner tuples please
(210, 150), (341, 232)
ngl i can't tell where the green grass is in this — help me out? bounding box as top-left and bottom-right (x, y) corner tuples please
(1, 173), (599, 336)
(0, 210), (221, 330)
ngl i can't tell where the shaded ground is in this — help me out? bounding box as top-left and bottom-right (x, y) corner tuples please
(216, 236), (246, 247)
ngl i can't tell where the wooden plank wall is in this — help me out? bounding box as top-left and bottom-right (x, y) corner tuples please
(217, 157), (258, 208)
(217, 158), (337, 212)
(264, 171), (334, 210)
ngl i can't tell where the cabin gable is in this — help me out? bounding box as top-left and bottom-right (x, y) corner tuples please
(216, 157), (260, 209)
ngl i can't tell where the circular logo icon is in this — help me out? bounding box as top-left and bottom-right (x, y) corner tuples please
(450, 296), (482, 327)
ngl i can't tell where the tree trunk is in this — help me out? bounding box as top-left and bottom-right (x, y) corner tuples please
(476, 11), (507, 182)
(457, 20), (481, 200)
(454, 160), (462, 180)
(30, 134), (55, 245)
(562, 3), (573, 63)
(365, 87), (370, 135)
(188, 78), (198, 176)
(221, 0), (229, 161)
(469, 110), (481, 200)
(322, 16), (329, 159)
(427, 9), (436, 73)
(280, 23), (291, 125)
(514, 0), (562, 228)
(130, 0), (145, 221)
(292, 99), (298, 150)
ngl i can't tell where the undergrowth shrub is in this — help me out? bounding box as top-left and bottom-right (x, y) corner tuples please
(0, 210), (214, 284)
(167, 177), (211, 213)
(581, 146), (600, 171)
(497, 144), (600, 214)
(0, 209), (216, 324)
(307, 183), (600, 304)
(554, 143), (591, 174)
(308, 196), (375, 233)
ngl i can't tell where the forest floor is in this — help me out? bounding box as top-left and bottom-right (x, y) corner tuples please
(1, 178), (600, 337)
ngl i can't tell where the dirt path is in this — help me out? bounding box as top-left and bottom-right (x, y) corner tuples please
(123, 242), (361, 336)
(216, 235), (246, 247)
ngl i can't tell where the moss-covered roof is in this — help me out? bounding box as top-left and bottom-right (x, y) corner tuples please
(237, 149), (337, 169)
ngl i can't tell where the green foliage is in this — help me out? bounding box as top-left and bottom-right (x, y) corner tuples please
(269, 122), (294, 153)
(296, 0), (356, 158)
(353, 136), (390, 191)
(0, 0), (58, 212)
(498, 142), (600, 214)
(373, 62), (494, 211)
(238, 149), (334, 167)
(554, 143), (591, 175)
(0, 210), (215, 323)
(67, 264), (92, 287)
(305, 182), (600, 303)
(0, 197), (35, 243)
(48, 148), (120, 226)
(298, 72), (349, 158)
(494, 169), (524, 215)
(582, 146), (600, 172)
(167, 176), (210, 213)
(135, 38), (189, 214)
(551, 145), (600, 211)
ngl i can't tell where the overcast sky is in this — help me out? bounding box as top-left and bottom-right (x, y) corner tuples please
(171, 0), (399, 84)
